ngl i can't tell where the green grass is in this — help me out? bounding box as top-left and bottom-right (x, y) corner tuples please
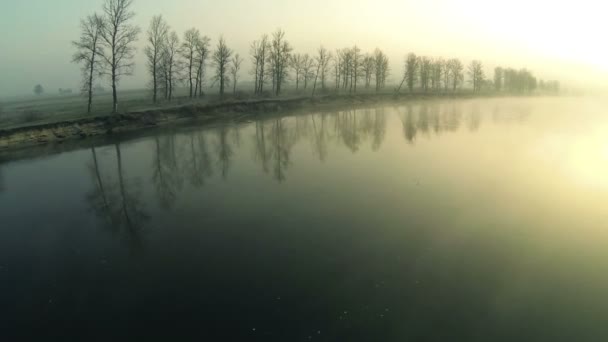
(0, 85), (527, 131)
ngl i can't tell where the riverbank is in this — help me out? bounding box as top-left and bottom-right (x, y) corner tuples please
(0, 91), (527, 155)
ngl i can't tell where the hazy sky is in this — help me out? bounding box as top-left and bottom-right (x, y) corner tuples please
(1, 0), (606, 97)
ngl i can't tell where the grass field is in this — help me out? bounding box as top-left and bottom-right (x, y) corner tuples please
(0, 87), (209, 129)
(0, 84), (379, 130)
(0, 84), (531, 131)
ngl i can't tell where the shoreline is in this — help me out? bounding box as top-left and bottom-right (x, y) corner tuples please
(0, 92), (536, 156)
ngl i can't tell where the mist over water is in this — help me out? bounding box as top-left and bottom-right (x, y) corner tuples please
(2, 97), (608, 340)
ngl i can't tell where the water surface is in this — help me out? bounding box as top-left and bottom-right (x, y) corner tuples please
(2, 97), (608, 341)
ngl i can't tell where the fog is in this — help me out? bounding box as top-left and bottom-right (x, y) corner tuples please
(1, 0), (607, 97)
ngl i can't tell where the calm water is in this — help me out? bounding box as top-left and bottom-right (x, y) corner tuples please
(2, 97), (608, 341)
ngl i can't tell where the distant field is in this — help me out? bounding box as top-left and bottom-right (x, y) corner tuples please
(0, 85), (528, 130)
(0, 84), (358, 129)
(0, 87), (204, 129)
(0, 81), (337, 129)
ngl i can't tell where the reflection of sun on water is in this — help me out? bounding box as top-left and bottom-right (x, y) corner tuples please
(535, 132), (608, 189)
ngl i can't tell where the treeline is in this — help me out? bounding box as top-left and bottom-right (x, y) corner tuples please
(71, 0), (560, 115)
(493, 67), (560, 94)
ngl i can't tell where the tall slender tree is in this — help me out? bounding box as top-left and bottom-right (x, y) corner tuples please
(98, 0), (140, 113)
(494, 67), (503, 92)
(182, 28), (200, 98)
(212, 37), (232, 97)
(145, 15), (168, 103)
(290, 54), (305, 90)
(373, 49), (389, 92)
(363, 54), (374, 89)
(419, 56), (431, 92)
(351, 45), (361, 92)
(230, 54), (243, 95)
(447, 58), (464, 91)
(72, 13), (104, 114)
(270, 29), (292, 96)
(161, 31), (181, 101)
(316, 46), (332, 91)
(467, 60), (485, 92)
(404, 53), (418, 93)
(250, 35), (270, 95)
(194, 36), (211, 97)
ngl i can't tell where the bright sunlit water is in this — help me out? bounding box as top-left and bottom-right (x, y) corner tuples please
(2, 97), (608, 341)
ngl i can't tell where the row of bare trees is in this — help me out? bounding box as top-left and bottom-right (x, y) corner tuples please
(72, 0), (243, 114)
(493, 67), (561, 94)
(72, 1), (555, 115)
(72, 0), (139, 114)
(251, 32), (391, 97)
(395, 54), (555, 95)
(398, 54), (468, 93)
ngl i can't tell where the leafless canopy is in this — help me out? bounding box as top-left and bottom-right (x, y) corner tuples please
(98, 0), (140, 113)
(72, 13), (104, 113)
(145, 15), (169, 103)
(212, 37), (233, 97)
(230, 54), (243, 95)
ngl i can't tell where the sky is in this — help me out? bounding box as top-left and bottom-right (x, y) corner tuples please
(0, 0), (607, 97)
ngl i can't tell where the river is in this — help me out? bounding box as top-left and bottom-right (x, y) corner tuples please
(2, 96), (608, 341)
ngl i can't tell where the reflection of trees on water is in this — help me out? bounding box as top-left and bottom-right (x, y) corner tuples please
(253, 118), (297, 182)
(216, 125), (233, 180)
(250, 108), (387, 180)
(152, 134), (184, 210)
(398, 101), (532, 143)
(269, 118), (295, 183)
(254, 121), (270, 174)
(402, 105), (417, 144)
(184, 132), (213, 188)
(79, 100), (535, 229)
(83, 102), (533, 217)
(399, 103), (481, 143)
(86, 144), (149, 250)
(468, 104), (481, 132)
(311, 114), (328, 161)
(0, 167), (5, 192)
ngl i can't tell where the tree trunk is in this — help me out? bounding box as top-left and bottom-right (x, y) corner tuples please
(153, 62), (157, 103)
(311, 65), (321, 98)
(112, 69), (118, 113)
(87, 56), (94, 114)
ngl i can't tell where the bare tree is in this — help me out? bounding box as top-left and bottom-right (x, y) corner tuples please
(72, 13), (104, 114)
(290, 54), (305, 90)
(34, 84), (44, 96)
(270, 29), (292, 96)
(160, 31), (180, 101)
(363, 54), (374, 89)
(373, 49), (389, 92)
(400, 53), (418, 93)
(447, 58), (464, 91)
(250, 35), (270, 95)
(333, 50), (343, 91)
(494, 67), (503, 92)
(182, 28), (200, 98)
(467, 60), (485, 92)
(230, 53), (243, 95)
(302, 54), (314, 89)
(419, 56), (431, 92)
(351, 45), (362, 92)
(443, 59), (451, 92)
(212, 36), (232, 97)
(98, 0), (140, 113)
(194, 36), (211, 98)
(317, 46), (332, 90)
(431, 58), (444, 92)
(145, 15), (168, 103)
